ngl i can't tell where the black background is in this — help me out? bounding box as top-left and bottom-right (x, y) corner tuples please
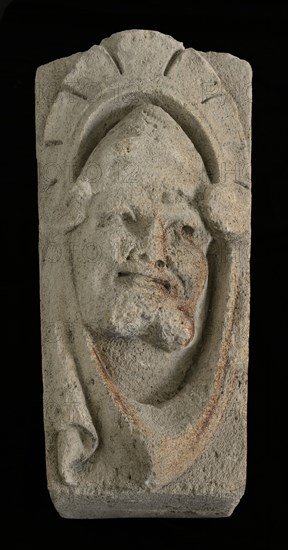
(1, 0), (283, 546)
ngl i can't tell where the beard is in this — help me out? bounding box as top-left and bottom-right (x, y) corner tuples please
(98, 281), (195, 352)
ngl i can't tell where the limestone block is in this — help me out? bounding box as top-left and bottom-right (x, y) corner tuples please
(35, 30), (252, 518)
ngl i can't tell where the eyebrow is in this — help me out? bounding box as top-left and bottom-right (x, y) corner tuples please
(161, 203), (204, 229)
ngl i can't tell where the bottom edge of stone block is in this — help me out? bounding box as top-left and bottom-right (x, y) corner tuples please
(49, 487), (244, 519)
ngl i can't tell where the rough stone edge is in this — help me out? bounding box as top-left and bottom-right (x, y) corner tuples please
(201, 51), (252, 141)
(35, 51), (82, 152)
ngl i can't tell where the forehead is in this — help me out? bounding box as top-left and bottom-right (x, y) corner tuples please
(90, 145), (204, 207)
(94, 179), (195, 211)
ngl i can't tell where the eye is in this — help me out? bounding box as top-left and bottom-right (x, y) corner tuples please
(97, 212), (115, 227)
(181, 224), (195, 238)
(121, 211), (137, 224)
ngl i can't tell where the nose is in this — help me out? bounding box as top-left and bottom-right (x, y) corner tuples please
(140, 218), (167, 268)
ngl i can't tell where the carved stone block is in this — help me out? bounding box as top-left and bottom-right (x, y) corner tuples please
(35, 30), (252, 518)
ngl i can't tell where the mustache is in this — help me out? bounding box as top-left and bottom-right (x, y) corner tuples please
(116, 261), (186, 298)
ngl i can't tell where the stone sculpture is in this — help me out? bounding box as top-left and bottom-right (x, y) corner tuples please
(35, 30), (252, 518)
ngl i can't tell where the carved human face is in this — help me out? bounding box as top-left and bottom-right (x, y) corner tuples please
(71, 107), (211, 351)
(72, 176), (210, 352)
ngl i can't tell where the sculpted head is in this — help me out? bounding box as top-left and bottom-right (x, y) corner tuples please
(70, 105), (211, 352)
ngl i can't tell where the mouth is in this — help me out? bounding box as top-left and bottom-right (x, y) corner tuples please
(117, 271), (172, 293)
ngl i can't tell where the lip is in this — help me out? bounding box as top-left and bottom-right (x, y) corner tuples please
(118, 271), (172, 292)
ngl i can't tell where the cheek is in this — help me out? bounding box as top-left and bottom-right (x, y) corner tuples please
(91, 222), (134, 266)
(169, 239), (209, 298)
(188, 246), (208, 277)
(185, 248), (209, 298)
(108, 226), (136, 263)
(168, 235), (207, 276)
(81, 228), (118, 276)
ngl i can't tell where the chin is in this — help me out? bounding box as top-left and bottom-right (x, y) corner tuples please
(145, 309), (194, 352)
(105, 294), (195, 352)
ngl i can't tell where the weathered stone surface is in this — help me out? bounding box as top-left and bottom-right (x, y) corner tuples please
(35, 30), (252, 518)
